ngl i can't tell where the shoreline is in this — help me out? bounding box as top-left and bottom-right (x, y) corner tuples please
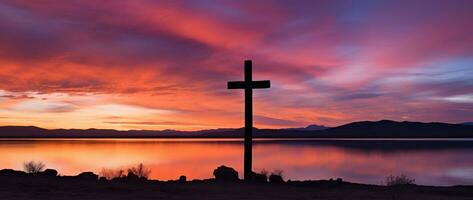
(2, 137), (473, 140)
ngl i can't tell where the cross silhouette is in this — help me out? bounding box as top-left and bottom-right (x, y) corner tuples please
(228, 60), (270, 181)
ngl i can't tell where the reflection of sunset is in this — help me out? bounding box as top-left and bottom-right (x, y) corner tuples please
(1, 139), (472, 185)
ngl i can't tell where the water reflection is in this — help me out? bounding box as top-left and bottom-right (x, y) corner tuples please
(0, 139), (472, 186)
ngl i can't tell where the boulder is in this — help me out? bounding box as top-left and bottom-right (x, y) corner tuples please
(40, 169), (58, 177)
(77, 172), (98, 181)
(251, 172), (267, 183)
(213, 165), (239, 182)
(0, 169), (26, 177)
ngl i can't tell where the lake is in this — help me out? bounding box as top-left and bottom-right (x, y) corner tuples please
(1, 138), (472, 186)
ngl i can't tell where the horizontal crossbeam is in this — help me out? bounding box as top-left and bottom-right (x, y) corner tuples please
(227, 81), (245, 89)
(252, 80), (271, 89)
(227, 80), (270, 89)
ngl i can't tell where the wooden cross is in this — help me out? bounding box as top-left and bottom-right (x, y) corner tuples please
(227, 60), (270, 181)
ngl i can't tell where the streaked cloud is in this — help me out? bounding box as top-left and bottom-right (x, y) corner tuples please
(0, 0), (472, 130)
(433, 94), (473, 104)
(10, 100), (76, 113)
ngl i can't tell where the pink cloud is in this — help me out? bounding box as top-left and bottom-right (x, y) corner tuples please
(0, 0), (472, 129)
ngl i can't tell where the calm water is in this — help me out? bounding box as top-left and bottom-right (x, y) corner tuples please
(1, 138), (473, 186)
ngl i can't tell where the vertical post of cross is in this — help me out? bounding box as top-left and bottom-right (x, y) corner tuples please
(244, 60), (253, 181)
(227, 60), (270, 182)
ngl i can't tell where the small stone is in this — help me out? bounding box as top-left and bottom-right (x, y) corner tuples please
(179, 175), (187, 183)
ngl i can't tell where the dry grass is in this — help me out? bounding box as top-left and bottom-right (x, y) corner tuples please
(127, 163), (151, 179)
(99, 168), (125, 180)
(386, 174), (415, 186)
(99, 163), (151, 180)
(23, 161), (45, 173)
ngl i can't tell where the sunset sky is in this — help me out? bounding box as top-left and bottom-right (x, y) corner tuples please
(0, 0), (472, 130)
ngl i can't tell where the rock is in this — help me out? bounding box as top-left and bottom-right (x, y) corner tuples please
(251, 172), (267, 183)
(179, 175), (187, 183)
(269, 174), (284, 183)
(40, 169), (58, 177)
(77, 172), (98, 181)
(213, 165), (239, 182)
(0, 169), (26, 177)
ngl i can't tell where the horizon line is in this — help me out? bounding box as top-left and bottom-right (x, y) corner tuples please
(0, 119), (471, 132)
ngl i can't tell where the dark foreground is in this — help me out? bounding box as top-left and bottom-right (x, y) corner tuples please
(1, 173), (472, 200)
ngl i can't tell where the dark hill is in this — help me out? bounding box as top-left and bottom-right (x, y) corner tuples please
(284, 124), (329, 131)
(0, 120), (472, 138)
(316, 120), (473, 138)
(0, 126), (47, 137)
(461, 122), (473, 126)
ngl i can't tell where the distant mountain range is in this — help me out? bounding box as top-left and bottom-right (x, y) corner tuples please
(284, 124), (329, 131)
(0, 120), (472, 138)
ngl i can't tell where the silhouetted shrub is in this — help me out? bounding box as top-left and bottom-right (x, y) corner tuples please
(126, 171), (140, 181)
(100, 168), (125, 180)
(127, 163), (151, 179)
(269, 170), (284, 183)
(386, 174), (415, 186)
(77, 172), (98, 181)
(213, 165), (239, 182)
(23, 161), (45, 173)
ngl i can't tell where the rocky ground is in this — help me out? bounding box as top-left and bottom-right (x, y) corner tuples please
(1, 168), (472, 200)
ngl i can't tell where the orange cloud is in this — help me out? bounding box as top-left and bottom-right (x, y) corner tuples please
(0, 0), (472, 130)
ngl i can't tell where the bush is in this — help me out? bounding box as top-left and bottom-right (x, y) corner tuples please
(269, 169), (284, 183)
(386, 174), (415, 186)
(127, 163), (151, 179)
(23, 161), (45, 173)
(99, 163), (151, 180)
